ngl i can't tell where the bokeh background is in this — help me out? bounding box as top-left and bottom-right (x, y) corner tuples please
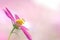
(0, 0), (60, 40)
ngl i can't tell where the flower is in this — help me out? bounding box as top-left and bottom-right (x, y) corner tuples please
(3, 8), (32, 40)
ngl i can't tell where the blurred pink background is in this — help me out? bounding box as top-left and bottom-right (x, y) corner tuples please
(0, 0), (60, 40)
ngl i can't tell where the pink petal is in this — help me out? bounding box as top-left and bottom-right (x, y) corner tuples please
(20, 26), (32, 40)
(3, 8), (15, 22)
(14, 14), (20, 20)
(21, 26), (28, 30)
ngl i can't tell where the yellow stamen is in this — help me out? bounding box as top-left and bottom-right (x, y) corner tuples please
(16, 18), (25, 25)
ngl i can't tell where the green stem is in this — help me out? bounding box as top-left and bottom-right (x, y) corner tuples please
(8, 27), (15, 40)
(8, 24), (19, 40)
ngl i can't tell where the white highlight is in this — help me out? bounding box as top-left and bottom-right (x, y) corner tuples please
(32, 0), (60, 10)
(23, 21), (31, 29)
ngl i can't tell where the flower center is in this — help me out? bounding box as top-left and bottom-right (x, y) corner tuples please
(16, 18), (25, 26)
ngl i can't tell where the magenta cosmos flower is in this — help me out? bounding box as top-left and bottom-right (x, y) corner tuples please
(3, 8), (32, 40)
